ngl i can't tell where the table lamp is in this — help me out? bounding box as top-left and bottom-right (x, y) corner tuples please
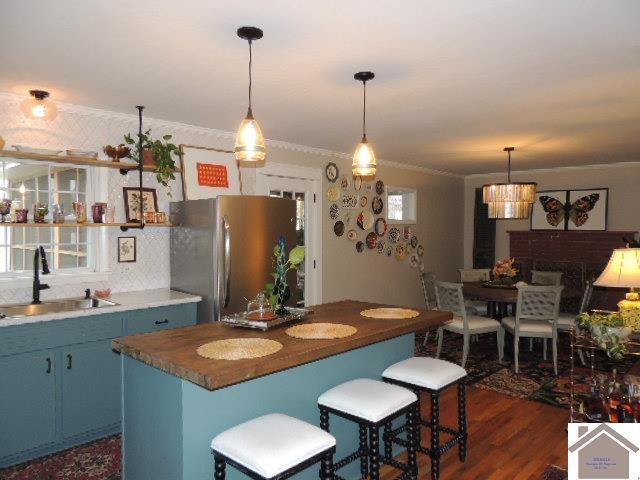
(594, 248), (640, 329)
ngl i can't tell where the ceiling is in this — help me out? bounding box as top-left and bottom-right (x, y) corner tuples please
(1, 0), (639, 174)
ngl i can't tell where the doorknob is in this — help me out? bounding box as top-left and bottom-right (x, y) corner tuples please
(66, 354), (72, 370)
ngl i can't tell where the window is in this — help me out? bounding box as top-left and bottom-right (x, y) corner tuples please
(386, 186), (417, 224)
(0, 161), (95, 274)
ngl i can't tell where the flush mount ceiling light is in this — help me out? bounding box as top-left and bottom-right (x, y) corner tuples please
(234, 26), (266, 164)
(352, 71), (377, 177)
(21, 90), (58, 120)
(482, 147), (537, 219)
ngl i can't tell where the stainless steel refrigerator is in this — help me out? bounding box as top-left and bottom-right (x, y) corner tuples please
(170, 196), (298, 323)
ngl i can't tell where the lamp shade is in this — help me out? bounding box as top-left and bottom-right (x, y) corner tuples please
(352, 137), (376, 177)
(594, 248), (640, 288)
(486, 201), (532, 219)
(482, 183), (537, 203)
(234, 110), (266, 163)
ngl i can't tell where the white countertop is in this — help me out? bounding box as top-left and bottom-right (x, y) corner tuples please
(0, 288), (201, 327)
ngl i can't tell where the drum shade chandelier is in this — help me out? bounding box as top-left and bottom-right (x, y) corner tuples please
(352, 71), (377, 177)
(234, 26), (266, 163)
(482, 147), (537, 219)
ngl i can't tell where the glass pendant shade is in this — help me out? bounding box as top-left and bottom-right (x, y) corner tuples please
(352, 137), (376, 177)
(20, 90), (57, 120)
(486, 201), (532, 219)
(482, 182), (537, 204)
(234, 109), (266, 162)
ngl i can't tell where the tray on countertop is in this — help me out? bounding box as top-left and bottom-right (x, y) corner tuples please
(220, 307), (313, 331)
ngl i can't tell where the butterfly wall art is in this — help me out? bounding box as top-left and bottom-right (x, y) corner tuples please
(530, 188), (608, 231)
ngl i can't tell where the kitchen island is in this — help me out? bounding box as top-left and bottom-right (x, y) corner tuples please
(112, 300), (451, 480)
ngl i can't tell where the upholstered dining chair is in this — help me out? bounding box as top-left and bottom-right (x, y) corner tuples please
(555, 281), (593, 365)
(531, 270), (563, 286)
(434, 280), (502, 368)
(499, 285), (564, 374)
(420, 272), (438, 346)
(458, 268), (491, 316)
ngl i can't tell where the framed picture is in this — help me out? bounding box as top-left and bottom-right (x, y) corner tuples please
(123, 187), (158, 223)
(530, 188), (608, 231)
(179, 144), (239, 200)
(117, 236), (136, 263)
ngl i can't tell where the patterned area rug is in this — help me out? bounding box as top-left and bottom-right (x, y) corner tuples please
(541, 465), (568, 480)
(416, 330), (638, 409)
(0, 435), (120, 480)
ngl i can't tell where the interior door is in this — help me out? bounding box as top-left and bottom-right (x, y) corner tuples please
(61, 340), (120, 438)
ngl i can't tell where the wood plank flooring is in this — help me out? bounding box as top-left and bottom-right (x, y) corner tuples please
(381, 387), (568, 480)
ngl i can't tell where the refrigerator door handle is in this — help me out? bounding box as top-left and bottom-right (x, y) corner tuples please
(222, 215), (231, 308)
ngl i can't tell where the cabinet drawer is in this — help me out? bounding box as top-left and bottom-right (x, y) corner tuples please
(124, 304), (196, 335)
(0, 313), (123, 357)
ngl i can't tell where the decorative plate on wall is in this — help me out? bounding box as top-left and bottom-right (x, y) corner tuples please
(327, 186), (340, 202)
(329, 203), (339, 220)
(410, 235), (418, 248)
(347, 229), (358, 241)
(377, 241), (385, 254)
(357, 210), (374, 230)
(375, 180), (385, 195)
(342, 211), (353, 225)
(371, 195), (383, 214)
(354, 176), (363, 191)
(417, 245), (425, 257)
(334, 220), (345, 237)
(366, 232), (378, 249)
(403, 226), (412, 240)
(395, 243), (406, 261)
(339, 175), (351, 190)
(341, 194), (359, 209)
(365, 183), (373, 192)
(356, 241), (364, 252)
(388, 227), (401, 243)
(360, 196), (368, 208)
(409, 253), (419, 268)
(374, 217), (387, 236)
(386, 245), (393, 256)
(325, 162), (339, 182)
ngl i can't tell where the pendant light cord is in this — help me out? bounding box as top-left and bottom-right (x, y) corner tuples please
(507, 149), (511, 183)
(248, 40), (253, 112)
(362, 81), (367, 139)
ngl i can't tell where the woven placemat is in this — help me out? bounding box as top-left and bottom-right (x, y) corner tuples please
(196, 338), (283, 360)
(360, 308), (420, 319)
(286, 323), (357, 339)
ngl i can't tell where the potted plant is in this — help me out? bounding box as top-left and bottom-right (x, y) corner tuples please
(124, 129), (180, 193)
(264, 237), (305, 315)
(578, 310), (632, 359)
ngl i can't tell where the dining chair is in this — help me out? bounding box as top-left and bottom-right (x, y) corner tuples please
(458, 268), (491, 316)
(434, 280), (502, 368)
(420, 272), (438, 346)
(555, 281), (593, 365)
(499, 285), (564, 374)
(531, 270), (563, 286)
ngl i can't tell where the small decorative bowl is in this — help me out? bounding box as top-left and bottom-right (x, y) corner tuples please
(94, 288), (111, 299)
(103, 145), (130, 162)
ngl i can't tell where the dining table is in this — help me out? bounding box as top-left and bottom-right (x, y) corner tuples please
(462, 281), (518, 319)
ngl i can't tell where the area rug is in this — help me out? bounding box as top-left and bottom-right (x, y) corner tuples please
(540, 464), (568, 480)
(0, 435), (120, 480)
(416, 330), (638, 409)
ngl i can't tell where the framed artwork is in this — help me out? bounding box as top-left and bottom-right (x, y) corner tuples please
(179, 144), (239, 200)
(117, 236), (136, 262)
(123, 187), (158, 223)
(530, 188), (608, 231)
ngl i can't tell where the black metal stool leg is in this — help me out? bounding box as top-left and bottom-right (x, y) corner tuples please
(369, 425), (380, 480)
(213, 455), (226, 480)
(359, 424), (369, 479)
(320, 408), (330, 432)
(430, 392), (440, 480)
(458, 383), (467, 462)
(320, 450), (334, 480)
(407, 406), (418, 479)
(383, 422), (392, 459)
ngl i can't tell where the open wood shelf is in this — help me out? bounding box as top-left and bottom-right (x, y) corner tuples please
(0, 222), (172, 228)
(0, 150), (181, 173)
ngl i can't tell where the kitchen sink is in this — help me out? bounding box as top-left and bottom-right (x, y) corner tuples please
(0, 297), (119, 319)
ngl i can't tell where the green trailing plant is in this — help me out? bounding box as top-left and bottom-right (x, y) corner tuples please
(578, 311), (629, 359)
(124, 129), (180, 194)
(264, 237), (305, 314)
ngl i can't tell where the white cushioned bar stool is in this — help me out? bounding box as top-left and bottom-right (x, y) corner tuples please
(211, 413), (336, 480)
(318, 378), (419, 480)
(382, 357), (468, 480)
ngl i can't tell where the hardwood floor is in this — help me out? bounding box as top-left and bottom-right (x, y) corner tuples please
(381, 386), (568, 480)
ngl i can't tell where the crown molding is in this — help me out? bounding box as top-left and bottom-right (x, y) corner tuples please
(464, 160), (640, 181)
(0, 91), (462, 179)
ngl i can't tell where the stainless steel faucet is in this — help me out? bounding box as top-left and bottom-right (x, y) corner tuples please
(32, 246), (50, 304)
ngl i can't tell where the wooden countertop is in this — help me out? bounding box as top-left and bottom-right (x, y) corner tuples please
(112, 300), (451, 390)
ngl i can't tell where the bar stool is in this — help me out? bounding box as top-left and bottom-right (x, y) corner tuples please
(382, 357), (468, 480)
(211, 413), (336, 480)
(317, 378), (419, 480)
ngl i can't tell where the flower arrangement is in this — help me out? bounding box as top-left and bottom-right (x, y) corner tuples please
(578, 310), (631, 359)
(264, 237), (305, 315)
(492, 258), (518, 285)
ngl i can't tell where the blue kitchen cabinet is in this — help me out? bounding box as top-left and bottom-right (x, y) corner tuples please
(61, 340), (121, 439)
(0, 351), (57, 458)
(0, 302), (198, 468)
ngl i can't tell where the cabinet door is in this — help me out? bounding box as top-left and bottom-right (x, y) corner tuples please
(61, 340), (121, 439)
(0, 351), (56, 458)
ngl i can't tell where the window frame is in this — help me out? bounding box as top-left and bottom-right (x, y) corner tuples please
(386, 186), (417, 225)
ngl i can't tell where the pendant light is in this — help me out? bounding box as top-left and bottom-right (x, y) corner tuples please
(352, 71), (376, 177)
(21, 90), (58, 120)
(482, 147), (537, 219)
(234, 26), (266, 163)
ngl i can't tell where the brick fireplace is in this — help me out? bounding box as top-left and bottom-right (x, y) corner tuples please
(509, 230), (637, 311)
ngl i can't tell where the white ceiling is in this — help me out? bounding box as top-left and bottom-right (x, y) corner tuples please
(1, 0), (639, 174)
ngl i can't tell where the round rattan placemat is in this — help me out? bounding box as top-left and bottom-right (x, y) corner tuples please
(359, 308), (420, 319)
(285, 323), (357, 339)
(196, 338), (283, 360)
